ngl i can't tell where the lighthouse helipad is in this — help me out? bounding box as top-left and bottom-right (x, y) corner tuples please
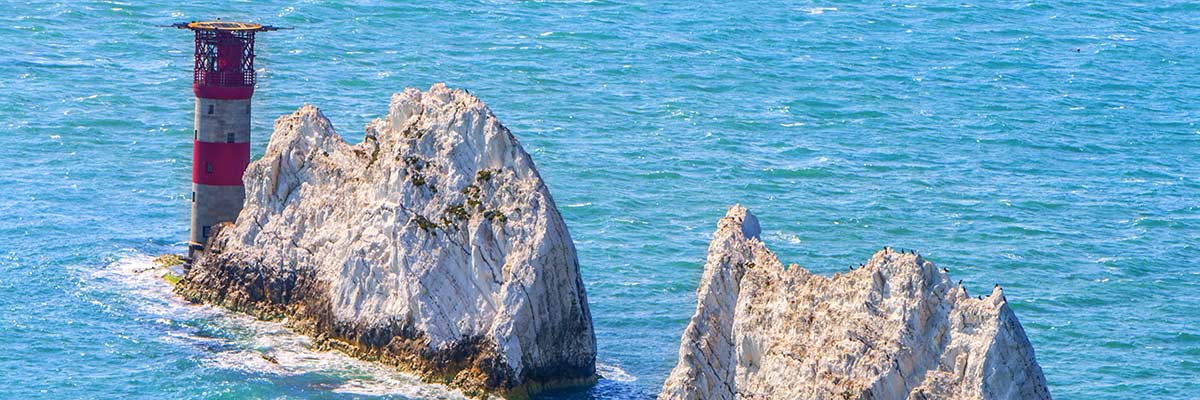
(172, 20), (282, 258)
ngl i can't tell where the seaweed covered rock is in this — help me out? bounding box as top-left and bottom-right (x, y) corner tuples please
(177, 84), (596, 398)
(659, 205), (1051, 400)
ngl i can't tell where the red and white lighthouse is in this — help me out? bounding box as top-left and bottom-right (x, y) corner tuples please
(173, 20), (280, 258)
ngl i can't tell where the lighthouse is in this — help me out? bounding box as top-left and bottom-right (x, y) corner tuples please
(173, 20), (280, 258)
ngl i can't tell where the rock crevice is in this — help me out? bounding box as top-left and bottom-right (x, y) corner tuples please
(177, 84), (597, 398)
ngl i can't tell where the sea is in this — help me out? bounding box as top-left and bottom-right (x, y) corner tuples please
(1, 1), (1198, 399)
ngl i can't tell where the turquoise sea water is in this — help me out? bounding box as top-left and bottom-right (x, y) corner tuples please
(2, 1), (1199, 398)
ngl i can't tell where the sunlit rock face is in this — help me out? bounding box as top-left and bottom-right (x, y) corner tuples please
(659, 205), (1051, 400)
(177, 84), (596, 398)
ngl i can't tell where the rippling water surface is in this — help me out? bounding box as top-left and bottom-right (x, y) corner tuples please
(2, 1), (1198, 399)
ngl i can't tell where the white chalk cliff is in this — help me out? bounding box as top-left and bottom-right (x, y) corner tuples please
(659, 206), (1051, 400)
(177, 84), (596, 398)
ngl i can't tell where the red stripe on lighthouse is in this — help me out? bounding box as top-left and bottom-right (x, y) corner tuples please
(193, 141), (251, 186)
(194, 83), (255, 100)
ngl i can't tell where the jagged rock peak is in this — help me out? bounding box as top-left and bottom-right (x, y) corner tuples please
(659, 205), (1051, 400)
(177, 84), (597, 398)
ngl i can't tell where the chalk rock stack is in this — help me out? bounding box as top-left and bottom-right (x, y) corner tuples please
(659, 205), (1051, 400)
(177, 84), (596, 398)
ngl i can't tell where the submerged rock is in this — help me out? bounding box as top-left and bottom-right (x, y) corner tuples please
(177, 84), (597, 398)
(659, 205), (1051, 400)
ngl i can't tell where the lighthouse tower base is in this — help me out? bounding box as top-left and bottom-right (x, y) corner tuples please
(189, 184), (244, 252)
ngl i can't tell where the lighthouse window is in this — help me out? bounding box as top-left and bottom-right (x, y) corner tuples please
(191, 191), (195, 202)
(207, 104), (214, 114)
(202, 225), (211, 238)
(206, 162), (213, 174)
(226, 132), (235, 143)
(194, 129), (198, 140)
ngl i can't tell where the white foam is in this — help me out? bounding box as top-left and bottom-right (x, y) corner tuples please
(597, 362), (637, 383)
(94, 253), (487, 399)
(803, 7), (837, 14)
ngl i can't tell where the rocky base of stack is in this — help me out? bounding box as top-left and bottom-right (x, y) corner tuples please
(659, 205), (1051, 400)
(176, 226), (593, 398)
